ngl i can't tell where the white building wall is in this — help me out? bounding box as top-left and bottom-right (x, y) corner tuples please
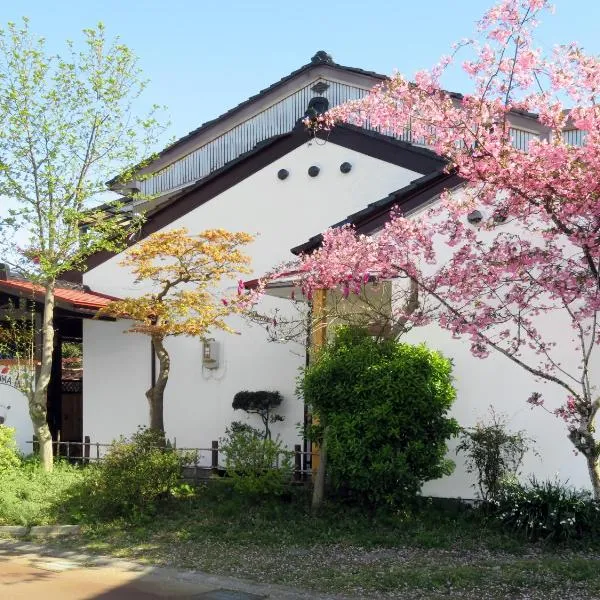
(83, 319), (151, 448)
(406, 318), (594, 499)
(83, 140), (421, 456)
(391, 196), (600, 498)
(84, 140), (599, 497)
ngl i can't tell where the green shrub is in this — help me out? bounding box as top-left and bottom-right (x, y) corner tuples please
(0, 425), (21, 473)
(0, 460), (88, 526)
(83, 428), (196, 520)
(229, 420), (263, 438)
(492, 477), (600, 541)
(456, 410), (533, 501)
(220, 426), (293, 497)
(301, 326), (458, 507)
(232, 390), (284, 439)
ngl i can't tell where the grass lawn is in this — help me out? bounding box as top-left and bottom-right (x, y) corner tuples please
(50, 483), (600, 600)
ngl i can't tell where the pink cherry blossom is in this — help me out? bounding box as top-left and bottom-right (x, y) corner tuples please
(292, 0), (600, 497)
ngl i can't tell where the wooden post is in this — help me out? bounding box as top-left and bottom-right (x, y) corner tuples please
(312, 433), (327, 509)
(83, 435), (90, 465)
(310, 289), (328, 357)
(294, 444), (302, 482)
(211, 440), (219, 473)
(309, 288), (328, 511)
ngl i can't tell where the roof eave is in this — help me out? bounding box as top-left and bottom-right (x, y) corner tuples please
(290, 170), (463, 255)
(107, 55), (388, 188)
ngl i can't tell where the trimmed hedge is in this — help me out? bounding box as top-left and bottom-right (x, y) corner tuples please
(302, 327), (458, 506)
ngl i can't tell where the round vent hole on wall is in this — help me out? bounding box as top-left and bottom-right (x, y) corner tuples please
(467, 210), (483, 224)
(493, 211), (507, 223)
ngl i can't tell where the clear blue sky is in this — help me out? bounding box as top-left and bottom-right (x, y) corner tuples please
(2, 0), (598, 151)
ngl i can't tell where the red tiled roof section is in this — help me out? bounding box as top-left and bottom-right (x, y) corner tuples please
(54, 287), (118, 309)
(0, 279), (121, 310)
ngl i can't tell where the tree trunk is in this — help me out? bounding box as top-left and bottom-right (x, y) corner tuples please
(146, 335), (170, 435)
(586, 454), (600, 501)
(568, 413), (600, 500)
(29, 285), (56, 472)
(311, 428), (328, 512)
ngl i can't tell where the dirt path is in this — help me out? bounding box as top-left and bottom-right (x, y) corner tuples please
(0, 553), (216, 599)
(0, 540), (341, 600)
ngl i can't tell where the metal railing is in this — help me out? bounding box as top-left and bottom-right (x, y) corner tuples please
(562, 128), (586, 146)
(509, 127), (539, 151)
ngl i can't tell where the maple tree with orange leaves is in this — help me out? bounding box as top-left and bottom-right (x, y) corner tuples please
(100, 227), (255, 434)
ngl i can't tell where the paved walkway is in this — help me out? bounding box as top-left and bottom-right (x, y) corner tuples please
(0, 540), (344, 600)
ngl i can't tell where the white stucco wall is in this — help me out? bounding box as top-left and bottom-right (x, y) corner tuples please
(407, 318), (594, 499)
(83, 319), (151, 447)
(83, 140), (421, 457)
(391, 197), (600, 498)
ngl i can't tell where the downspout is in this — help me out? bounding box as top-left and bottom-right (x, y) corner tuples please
(303, 302), (312, 474)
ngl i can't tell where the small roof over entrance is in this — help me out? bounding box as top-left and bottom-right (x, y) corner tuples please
(0, 278), (120, 315)
(244, 271), (307, 302)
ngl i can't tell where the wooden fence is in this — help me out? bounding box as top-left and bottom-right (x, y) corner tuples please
(27, 437), (314, 484)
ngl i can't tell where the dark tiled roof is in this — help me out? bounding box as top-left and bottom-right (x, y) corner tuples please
(291, 170), (463, 255)
(109, 51), (543, 188)
(160, 51), (387, 157)
(108, 52), (386, 186)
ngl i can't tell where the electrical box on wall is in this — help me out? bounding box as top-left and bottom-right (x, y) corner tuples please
(202, 339), (219, 369)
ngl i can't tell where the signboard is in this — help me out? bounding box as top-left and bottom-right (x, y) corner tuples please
(0, 402), (10, 425)
(0, 361), (33, 428)
(0, 359), (32, 390)
(0, 364), (22, 390)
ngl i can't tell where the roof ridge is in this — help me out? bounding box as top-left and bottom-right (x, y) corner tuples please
(169, 53), (387, 153)
(108, 53), (386, 187)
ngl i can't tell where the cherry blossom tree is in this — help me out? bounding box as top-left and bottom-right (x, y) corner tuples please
(289, 0), (600, 496)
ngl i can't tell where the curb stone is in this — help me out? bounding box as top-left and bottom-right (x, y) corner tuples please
(0, 526), (28, 537)
(0, 525), (80, 538)
(30, 525), (81, 537)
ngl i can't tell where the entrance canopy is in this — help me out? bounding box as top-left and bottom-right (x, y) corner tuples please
(0, 278), (119, 316)
(243, 271), (307, 302)
(0, 275), (119, 449)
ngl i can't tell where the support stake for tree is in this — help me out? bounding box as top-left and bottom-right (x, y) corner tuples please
(294, 444), (302, 482)
(310, 288), (328, 511)
(211, 440), (219, 474)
